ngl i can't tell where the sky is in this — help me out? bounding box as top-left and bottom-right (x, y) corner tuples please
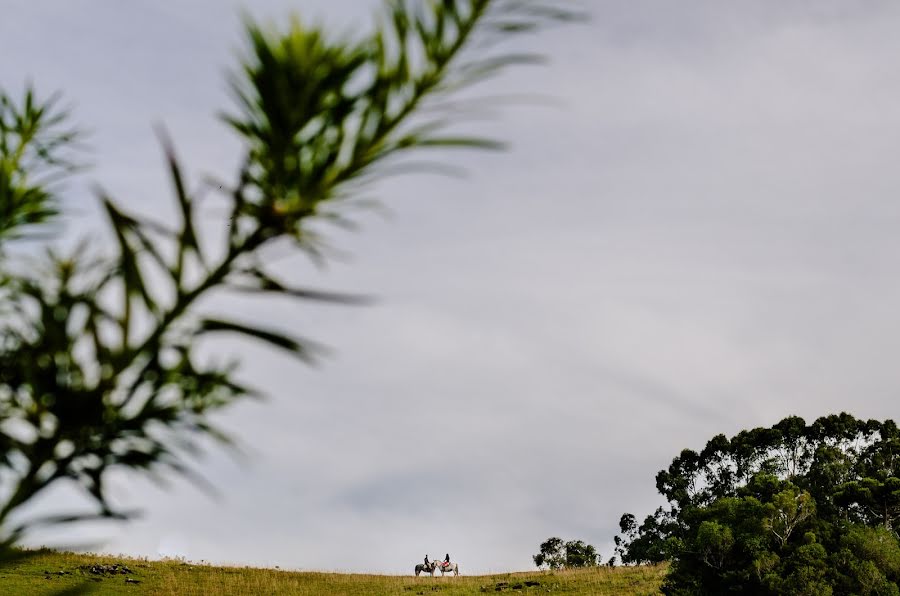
(4, 0), (900, 575)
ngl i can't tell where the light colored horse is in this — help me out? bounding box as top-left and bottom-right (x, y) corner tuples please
(414, 560), (436, 577)
(437, 561), (459, 576)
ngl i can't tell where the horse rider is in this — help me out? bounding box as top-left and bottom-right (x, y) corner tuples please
(424, 555), (430, 568)
(443, 553), (450, 568)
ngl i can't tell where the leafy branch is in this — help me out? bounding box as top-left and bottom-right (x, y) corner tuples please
(0, 0), (577, 546)
(0, 86), (82, 244)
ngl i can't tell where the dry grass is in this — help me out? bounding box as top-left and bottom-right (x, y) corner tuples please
(1, 549), (665, 595)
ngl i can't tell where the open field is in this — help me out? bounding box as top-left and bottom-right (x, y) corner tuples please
(1, 550), (665, 595)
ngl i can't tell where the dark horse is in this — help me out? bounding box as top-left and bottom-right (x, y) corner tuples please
(414, 561), (436, 577)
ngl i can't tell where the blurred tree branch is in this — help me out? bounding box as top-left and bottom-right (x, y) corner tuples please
(0, 86), (82, 244)
(0, 0), (578, 549)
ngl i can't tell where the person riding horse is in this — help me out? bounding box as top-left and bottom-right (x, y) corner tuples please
(416, 554), (457, 576)
(415, 556), (436, 577)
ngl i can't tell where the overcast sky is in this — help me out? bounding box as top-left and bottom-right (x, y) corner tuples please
(4, 0), (900, 575)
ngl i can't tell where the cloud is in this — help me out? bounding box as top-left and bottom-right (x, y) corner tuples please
(7, 0), (900, 574)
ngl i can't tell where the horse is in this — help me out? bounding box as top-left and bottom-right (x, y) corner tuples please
(437, 561), (459, 576)
(414, 561), (436, 577)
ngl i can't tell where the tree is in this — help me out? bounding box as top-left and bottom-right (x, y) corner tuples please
(533, 536), (599, 570)
(764, 487), (816, 548)
(0, 0), (578, 551)
(533, 537), (566, 570)
(564, 539), (599, 568)
(614, 509), (679, 565)
(614, 414), (900, 595)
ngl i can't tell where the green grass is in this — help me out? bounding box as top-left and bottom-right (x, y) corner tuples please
(0, 549), (665, 595)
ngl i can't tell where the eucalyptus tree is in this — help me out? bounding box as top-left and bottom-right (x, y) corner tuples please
(0, 0), (578, 551)
(533, 536), (599, 570)
(614, 413), (900, 595)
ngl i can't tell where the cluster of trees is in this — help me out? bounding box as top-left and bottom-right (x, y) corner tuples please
(0, 0), (575, 554)
(614, 414), (900, 595)
(533, 537), (600, 569)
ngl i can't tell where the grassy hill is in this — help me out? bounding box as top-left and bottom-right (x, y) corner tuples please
(0, 550), (665, 595)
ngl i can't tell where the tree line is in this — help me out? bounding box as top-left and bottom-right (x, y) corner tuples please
(613, 413), (900, 595)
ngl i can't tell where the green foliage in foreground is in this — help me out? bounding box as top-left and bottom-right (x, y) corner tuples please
(0, 0), (577, 547)
(0, 549), (665, 595)
(615, 413), (900, 595)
